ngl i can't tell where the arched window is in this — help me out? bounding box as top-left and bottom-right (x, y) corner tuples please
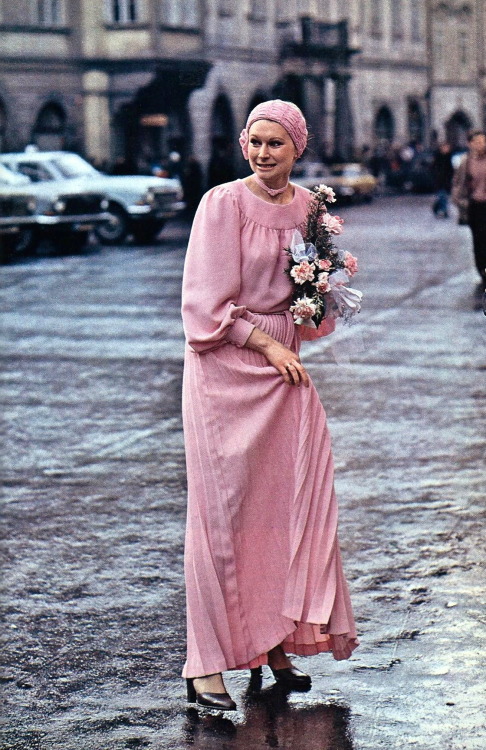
(32, 102), (66, 150)
(374, 106), (394, 143)
(208, 94), (235, 188)
(246, 91), (269, 118)
(408, 100), (424, 144)
(445, 111), (472, 150)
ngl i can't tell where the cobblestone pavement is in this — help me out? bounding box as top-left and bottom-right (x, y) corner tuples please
(1, 196), (485, 750)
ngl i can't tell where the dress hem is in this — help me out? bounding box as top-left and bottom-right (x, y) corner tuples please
(182, 624), (359, 678)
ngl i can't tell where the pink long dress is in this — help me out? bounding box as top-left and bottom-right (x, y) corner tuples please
(181, 179), (358, 679)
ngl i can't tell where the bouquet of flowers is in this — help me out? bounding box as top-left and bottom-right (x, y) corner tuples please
(285, 184), (363, 328)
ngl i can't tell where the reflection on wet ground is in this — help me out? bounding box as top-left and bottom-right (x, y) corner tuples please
(183, 684), (353, 750)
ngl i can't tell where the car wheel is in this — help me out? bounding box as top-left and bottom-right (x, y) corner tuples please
(95, 203), (129, 245)
(1, 230), (36, 263)
(14, 228), (39, 256)
(132, 221), (166, 245)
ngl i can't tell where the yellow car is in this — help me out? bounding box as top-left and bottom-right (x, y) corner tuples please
(292, 162), (377, 202)
(326, 163), (377, 201)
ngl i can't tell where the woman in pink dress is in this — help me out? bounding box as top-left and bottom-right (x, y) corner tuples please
(181, 100), (359, 711)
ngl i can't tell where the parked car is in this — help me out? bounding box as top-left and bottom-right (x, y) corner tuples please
(292, 162), (377, 202)
(0, 150), (185, 244)
(0, 161), (110, 258)
(0, 164), (38, 262)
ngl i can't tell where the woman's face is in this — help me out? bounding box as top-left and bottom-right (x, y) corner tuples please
(247, 120), (298, 185)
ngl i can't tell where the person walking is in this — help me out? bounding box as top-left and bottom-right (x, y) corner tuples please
(181, 100), (359, 711)
(452, 129), (486, 290)
(432, 142), (454, 218)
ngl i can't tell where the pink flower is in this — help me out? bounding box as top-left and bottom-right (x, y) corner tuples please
(315, 271), (331, 293)
(290, 261), (316, 285)
(290, 296), (317, 321)
(321, 213), (344, 235)
(319, 259), (332, 270)
(344, 251), (358, 276)
(317, 184), (336, 203)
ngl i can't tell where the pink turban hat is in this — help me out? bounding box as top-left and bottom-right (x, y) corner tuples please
(239, 99), (308, 159)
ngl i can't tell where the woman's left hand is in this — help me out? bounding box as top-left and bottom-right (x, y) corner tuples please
(244, 327), (310, 387)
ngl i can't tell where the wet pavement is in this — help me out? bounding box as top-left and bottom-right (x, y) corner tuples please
(1, 195), (485, 750)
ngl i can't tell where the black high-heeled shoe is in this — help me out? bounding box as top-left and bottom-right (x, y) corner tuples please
(186, 675), (237, 711)
(250, 664), (312, 691)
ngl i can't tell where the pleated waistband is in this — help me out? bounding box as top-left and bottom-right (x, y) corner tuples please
(244, 309), (296, 349)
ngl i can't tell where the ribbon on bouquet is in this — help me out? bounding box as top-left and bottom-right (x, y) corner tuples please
(328, 269), (363, 322)
(290, 230), (318, 263)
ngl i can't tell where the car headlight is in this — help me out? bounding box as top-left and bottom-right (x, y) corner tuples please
(53, 199), (66, 213)
(101, 199), (109, 210)
(144, 189), (156, 205)
(27, 198), (37, 213)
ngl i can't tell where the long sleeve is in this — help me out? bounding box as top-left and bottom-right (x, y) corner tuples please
(181, 185), (255, 354)
(451, 157), (469, 210)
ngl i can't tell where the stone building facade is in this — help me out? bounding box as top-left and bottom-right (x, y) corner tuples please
(0, 0), (484, 180)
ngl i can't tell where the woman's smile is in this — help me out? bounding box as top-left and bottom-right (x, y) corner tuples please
(248, 120), (298, 188)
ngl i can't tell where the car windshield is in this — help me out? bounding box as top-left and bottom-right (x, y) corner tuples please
(331, 166), (361, 177)
(0, 163), (31, 186)
(50, 154), (100, 179)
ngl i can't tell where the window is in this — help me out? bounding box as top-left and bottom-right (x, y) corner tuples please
(410, 0), (422, 42)
(32, 102), (66, 150)
(218, 0), (233, 17)
(391, 0), (403, 39)
(249, 0), (267, 21)
(458, 29), (468, 66)
(17, 162), (55, 182)
(370, 0), (383, 39)
(36, 0), (62, 26)
(374, 106), (394, 143)
(161, 0), (200, 27)
(108, 0), (139, 24)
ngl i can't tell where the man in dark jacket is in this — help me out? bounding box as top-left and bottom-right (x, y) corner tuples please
(432, 143), (454, 218)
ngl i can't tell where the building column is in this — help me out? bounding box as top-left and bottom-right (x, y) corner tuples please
(333, 73), (354, 161)
(302, 75), (327, 160)
(82, 70), (111, 165)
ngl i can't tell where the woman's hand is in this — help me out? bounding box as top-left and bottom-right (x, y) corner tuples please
(245, 327), (310, 387)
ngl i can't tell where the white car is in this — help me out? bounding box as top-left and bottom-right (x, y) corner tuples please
(0, 162), (109, 260)
(0, 151), (185, 245)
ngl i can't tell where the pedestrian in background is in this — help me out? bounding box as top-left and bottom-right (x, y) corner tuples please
(432, 142), (454, 218)
(452, 129), (486, 292)
(181, 155), (203, 215)
(180, 100), (358, 711)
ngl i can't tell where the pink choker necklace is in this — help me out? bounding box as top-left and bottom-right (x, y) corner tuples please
(253, 174), (289, 197)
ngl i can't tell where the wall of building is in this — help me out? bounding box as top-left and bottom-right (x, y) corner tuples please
(0, 0), (484, 173)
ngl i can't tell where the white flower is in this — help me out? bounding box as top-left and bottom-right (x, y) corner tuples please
(290, 296), (317, 322)
(290, 261), (316, 284)
(317, 184), (336, 203)
(315, 271), (331, 293)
